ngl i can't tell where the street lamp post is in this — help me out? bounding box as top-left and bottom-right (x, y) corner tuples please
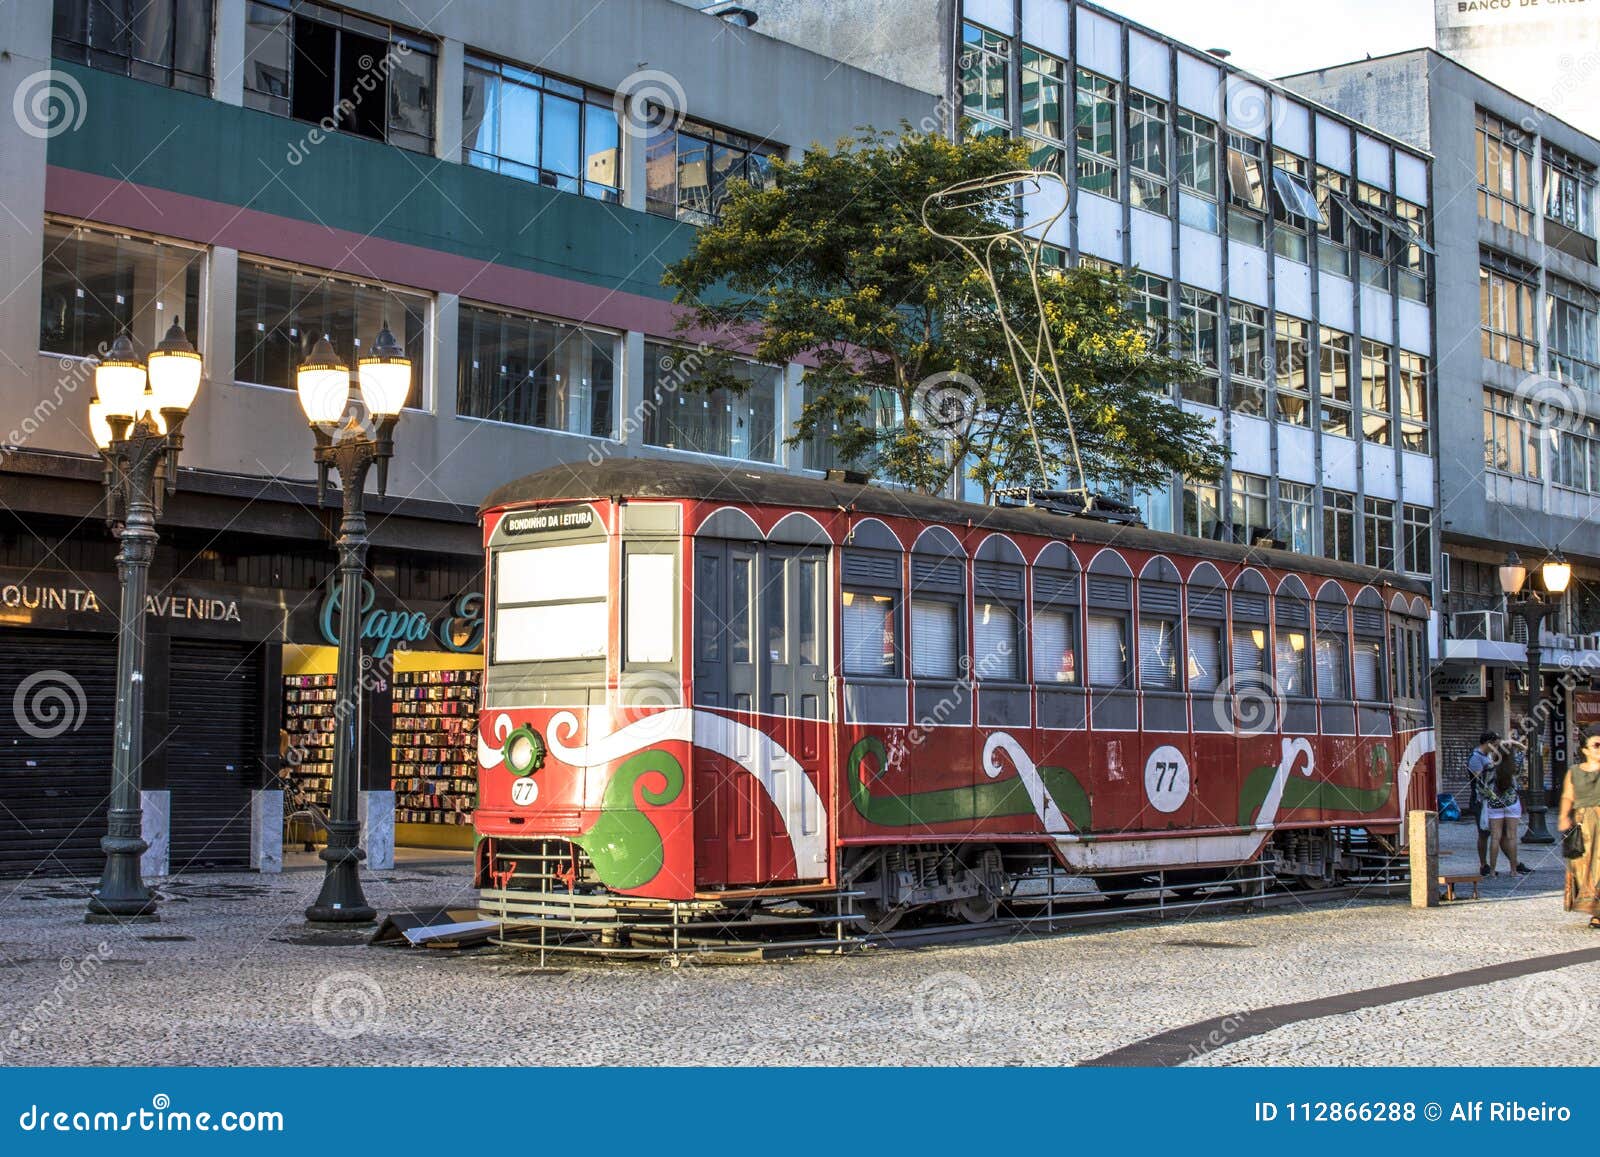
(1497, 550), (1573, 846)
(86, 322), (204, 923)
(298, 323), (410, 924)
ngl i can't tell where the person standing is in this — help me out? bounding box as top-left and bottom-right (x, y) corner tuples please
(1559, 725), (1600, 929)
(1467, 732), (1499, 876)
(1484, 751), (1530, 876)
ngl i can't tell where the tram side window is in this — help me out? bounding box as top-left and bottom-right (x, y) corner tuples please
(911, 599), (961, 678)
(1231, 623), (1268, 680)
(1187, 621), (1222, 692)
(1275, 628), (1309, 695)
(493, 540), (609, 663)
(1087, 613), (1129, 687)
(974, 600), (1021, 680)
(1314, 626), (1349, 699)
(1353, 637), (1383, 700)
(1138, 615), (1180, 690)
(842, 590), (897, 677)
(1033, 608), (1079, 684)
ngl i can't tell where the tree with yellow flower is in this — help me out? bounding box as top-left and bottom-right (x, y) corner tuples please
(662, 127), (1223, 498)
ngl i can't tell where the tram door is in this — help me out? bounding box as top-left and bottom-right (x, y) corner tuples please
(693, 539), (830, 886)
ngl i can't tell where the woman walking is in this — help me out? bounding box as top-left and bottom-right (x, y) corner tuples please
(1483, 754), (1529, 876)
(1560, 726), (1600, 929)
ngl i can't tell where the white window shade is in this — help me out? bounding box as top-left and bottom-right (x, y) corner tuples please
(1188, 624), (1221, 692)
(1139, 618), (1179, 690)
(1087, 614), (1127, 687)
(1353, 640), (1382, 700)
(843, 591), (895, 677)
(1232, 625), (1267, 676)
(911, 599), (959, 679)
(626, 552), (675, 664)
(973, 601), (1018, 680)
(1316, 634), (1349, 698)
(1276, 632), (1308, 694)
(1033, 609), (1077, 684)
(495, 602), (607, 663)
(496, 541), (608, 605)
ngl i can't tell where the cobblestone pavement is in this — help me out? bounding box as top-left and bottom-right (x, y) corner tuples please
(2, 822), (1594, 1066)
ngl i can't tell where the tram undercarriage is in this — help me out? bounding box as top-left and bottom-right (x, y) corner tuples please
(477, 830), (1407, 956)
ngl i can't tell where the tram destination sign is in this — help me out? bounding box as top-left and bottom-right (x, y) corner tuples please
(502, 506), (595, 536)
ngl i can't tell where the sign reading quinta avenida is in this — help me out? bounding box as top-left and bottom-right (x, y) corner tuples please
(0, 579), (241, 622)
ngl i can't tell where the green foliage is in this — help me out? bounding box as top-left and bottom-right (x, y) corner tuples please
(662, 127), (1225, 497)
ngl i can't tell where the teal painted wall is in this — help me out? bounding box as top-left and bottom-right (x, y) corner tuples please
(46, 63), (692, 302)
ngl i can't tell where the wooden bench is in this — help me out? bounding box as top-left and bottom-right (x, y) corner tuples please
(1439, 874), (1481, 902)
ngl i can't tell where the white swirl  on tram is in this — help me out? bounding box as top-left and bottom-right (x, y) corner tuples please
(981, 732), (1071, 834)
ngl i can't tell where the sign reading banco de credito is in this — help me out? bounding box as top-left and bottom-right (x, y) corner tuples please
(318, 578), (484, 659)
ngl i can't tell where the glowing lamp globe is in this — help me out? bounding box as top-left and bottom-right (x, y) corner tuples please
(296, 335), (350, 425)
(357, 321), (411, 417)
(94, 333), (147, 420)
(146, 318), (203, 414)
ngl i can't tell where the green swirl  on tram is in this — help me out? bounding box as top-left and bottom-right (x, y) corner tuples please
(846, 735), (1091, 831)
(571, 749), (686, 890)
(1237, 743), (1395, 827)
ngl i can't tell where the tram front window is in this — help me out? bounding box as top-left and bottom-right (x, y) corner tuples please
(493, 540), (609, 663)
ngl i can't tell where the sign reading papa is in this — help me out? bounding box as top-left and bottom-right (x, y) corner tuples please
(319, 578), (484, 658)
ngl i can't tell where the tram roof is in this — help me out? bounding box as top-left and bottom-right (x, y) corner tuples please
(484, 460), (1429, 597)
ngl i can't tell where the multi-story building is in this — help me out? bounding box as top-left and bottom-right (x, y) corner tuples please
(0, 0), (932, 878)
(1285, 50), (1600, 803)
(736, 1), (1439, 579)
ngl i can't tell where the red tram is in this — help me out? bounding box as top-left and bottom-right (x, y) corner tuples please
(473, 461), (1435, 942)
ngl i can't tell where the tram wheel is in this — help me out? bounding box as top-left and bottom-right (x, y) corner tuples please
(948, 894), (999, 924)
(857, 900), (906, 933)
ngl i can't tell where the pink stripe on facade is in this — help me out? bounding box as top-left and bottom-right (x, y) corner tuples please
(44, 165), (683, 338)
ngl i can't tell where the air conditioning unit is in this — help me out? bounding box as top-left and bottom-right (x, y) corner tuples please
(1450, 610), (1504, 642)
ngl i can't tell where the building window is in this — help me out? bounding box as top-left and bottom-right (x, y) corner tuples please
(646, 120), (778, 225)
(1393, 198), (1430, 303)
(1319, 327), (1353, 439)
(1363, 497), (1395, 571)
(806, 383), (899, 473)
(243, 1), (436, 154)
(52, 0), (211, 93)
(1130, 272), (1170, 333)
(1225, 133), (1267, 246)
(1402, 504), (1432, 576)
(462, 55), (621, 201)
(1360, 339), (1393, 446)
(1228, 302), (1268, 416)
(1278, 481), (1315, 555)
(1021, 45), (1065, 140)
(1270, 150), (1320, 263)
(1322, 489), (1356, 563)
(1480, 261), (1538, 371)
(1127, 92), (1169, 214)
(1275, 315), (1311, 427)
(1354, 182), (1392, 291)
(456, 302), (616, 438)
(1544, 146), (1596, 237)
(1549, 417), (1600, 493)
(1177, 287), (1221, 407)
(1230, 471), (1271, 546)
(234, 259), (430, 395)
(960, 22), (1010, 133)
(39, 219), (202, 360)
(1483, 388), (1542, 480)
(1397, 351), (1430, 453)
(1548, 278), (1599, 391)
(1074, 69), (1119, 198)
(1177, 111), (1220, 232)
(1182, 478), (1222, 539)
(642, 340), (779, 462)
(1315, 165), (1357, 277)
(1476, 109), (1534, 233)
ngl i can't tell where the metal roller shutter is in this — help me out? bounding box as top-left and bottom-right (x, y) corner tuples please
(1438, 698), (1488, 802)
(0, 631), (118, 879)
(166, 639), (263, 873)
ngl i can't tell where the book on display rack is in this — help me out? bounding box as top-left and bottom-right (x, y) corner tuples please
(390, 667), (481, 825)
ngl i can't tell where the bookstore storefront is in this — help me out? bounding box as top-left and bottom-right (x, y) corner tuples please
(0, 563), (483, 879)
